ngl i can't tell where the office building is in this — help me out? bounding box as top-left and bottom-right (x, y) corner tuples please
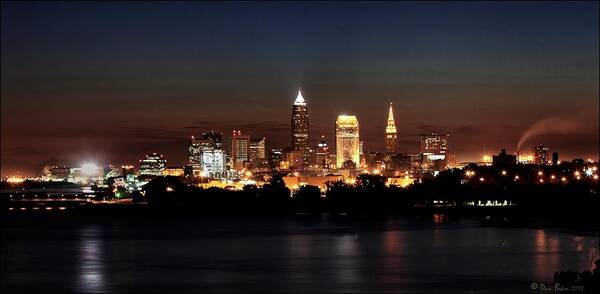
(315, 136), (330, 168)
(385, 102), (397, 154)
(533, 144), (550, 165)
(249, 137), (266, 161)
(139, 153), (166, 176)
(231, 130), (250, 170)
(335, 115), (360, 168)
(45, 165), (71, 181)
(269, 148), (284, 170)
(291, 90), (309, 152)
(201, 131), (223, 149)
(420, 133), (449, 161)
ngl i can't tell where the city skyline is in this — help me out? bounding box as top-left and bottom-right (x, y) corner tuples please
(2, 87), (599, 177)
(2, 2), (599, 176)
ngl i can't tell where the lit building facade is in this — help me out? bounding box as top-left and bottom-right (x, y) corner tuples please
(269, 148), (284, 170)
(200, 149), (227, 177)
(201, 131), (223, 149)
(533, 144), (549, 165)
(385, 102), (397, 154)
(139, 153), (166, 176)
(420, 133), (449, 160)
(189, 137), (213, 175)
(291, 90), (309, 153)
(45, 165), (71, 181)
(231, 130), (250, 170)
(249, 137), (266, 161)
(315, 136), (330, 168)
(163, 167), (184, 177)
(335, 115), (360, 168)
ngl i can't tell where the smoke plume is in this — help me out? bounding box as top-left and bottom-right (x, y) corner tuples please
(517, 117), (581, 151)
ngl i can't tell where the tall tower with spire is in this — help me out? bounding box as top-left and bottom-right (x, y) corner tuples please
(291, 89), (309, 153)
(385, 102), (397, 154)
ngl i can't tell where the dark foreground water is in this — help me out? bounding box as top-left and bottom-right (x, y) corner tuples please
(1, 213), (598, 293)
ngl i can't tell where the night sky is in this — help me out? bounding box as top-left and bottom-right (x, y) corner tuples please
(1, 2), (598, 176)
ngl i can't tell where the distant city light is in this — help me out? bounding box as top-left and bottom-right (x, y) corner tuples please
(81, 163), (99, 176)
(6, 176), (24, 183)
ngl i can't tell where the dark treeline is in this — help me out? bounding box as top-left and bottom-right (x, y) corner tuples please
(144, 162), (599, 226)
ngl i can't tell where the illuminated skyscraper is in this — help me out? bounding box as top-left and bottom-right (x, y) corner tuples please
(139, 153), (166, 176)
(385, 102), (397, 154)
(231, 130), (250, 170)
(335, 115), (360, 168)
(189, 137), (212, 175)
(291, 90), (309, 152)
(533, 144), (550, 165)
(189, 135), (227, 177)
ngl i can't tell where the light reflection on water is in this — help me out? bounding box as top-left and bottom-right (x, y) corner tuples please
(77, 226), (106, 293)
(1, 217), (598, 292)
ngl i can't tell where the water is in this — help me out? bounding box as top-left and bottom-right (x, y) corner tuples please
(1, 214), (597, 293)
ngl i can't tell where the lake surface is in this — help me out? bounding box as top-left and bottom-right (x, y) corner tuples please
(1, 213), (598, 293)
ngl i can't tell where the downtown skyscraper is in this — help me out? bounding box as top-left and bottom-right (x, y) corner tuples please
(231, 130), (250, 170)
(188, 134), (226, 178)
(385, 102), (397, 154)
(336, 115), (360, 168)
(290, 90), (309, 152)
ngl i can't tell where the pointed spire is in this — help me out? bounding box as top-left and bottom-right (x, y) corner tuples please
(386, 102), (397, 134)
(294, 89), (306, 106)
